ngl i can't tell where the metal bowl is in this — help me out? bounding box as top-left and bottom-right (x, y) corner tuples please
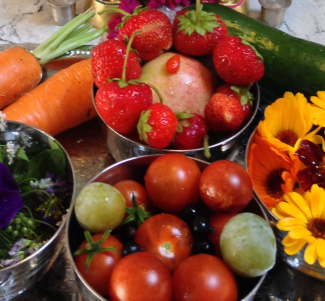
(66, 154), (269, 301)
(92, 82), (260, 163)
(245, 129), (325, 280)
(0, 121), (75, 300)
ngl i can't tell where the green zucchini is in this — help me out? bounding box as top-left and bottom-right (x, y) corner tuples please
(187, 4), (325, 103)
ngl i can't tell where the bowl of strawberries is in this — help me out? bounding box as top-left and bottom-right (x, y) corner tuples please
(91, 1), (263, 162)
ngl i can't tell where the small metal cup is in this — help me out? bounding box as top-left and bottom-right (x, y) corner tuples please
(48, 0), (77, 26)
(259, 0), (292, 28)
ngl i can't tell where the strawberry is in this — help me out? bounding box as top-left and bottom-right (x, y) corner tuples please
(173, 3), (228, 56)
(95, 82), (153, 135)
(213, 36), (264, 85)
(116, 6), (173, 62)
(204, 93), (245, 133)
(95, 32), (154, 135)
(91, 39), (141, 88)
(174, 112), (207, 150)
(216, 84), (254, 122)
(137, 103), (178, 149)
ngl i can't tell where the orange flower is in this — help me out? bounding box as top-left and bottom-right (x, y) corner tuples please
(248, 134), (300, 208)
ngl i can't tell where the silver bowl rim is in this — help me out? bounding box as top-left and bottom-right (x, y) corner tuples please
(66, 154), (269, 301)
(0, 120), (76, 273)
(245, 127), (279, 222)
(92, 82), (261, 153)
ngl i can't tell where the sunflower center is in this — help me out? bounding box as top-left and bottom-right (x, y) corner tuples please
(266, 169), (285, 199)
(308, 218), (325, 239)
(275, 130), (298, 147)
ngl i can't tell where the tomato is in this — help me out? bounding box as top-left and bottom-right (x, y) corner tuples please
(199, 160), (253, 213)
(144, 154), (201, 213)
(134, 213), (193, 272)
(208, 213), (237, 257)
(172, 254), (238, 301)
(75, 234), (123, 297)
(109, 252), (173, 301)
(166, 54), (180, 74)
(114, 180), (152, 216)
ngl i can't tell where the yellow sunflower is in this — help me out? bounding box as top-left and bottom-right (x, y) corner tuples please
(248, 134), (300, 208)
(310, 91), (325, 127)
(272, 184), (325, 267)
(258, 92), (320, 155)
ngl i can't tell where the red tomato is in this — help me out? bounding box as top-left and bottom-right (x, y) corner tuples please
(144, 154), (201, 213)
(114, 180), (152, 216)
(173, 254), (238, 301)
(200, 160), (253, 213)
(166, 54), (180, 74)
(109, 252), (173, 301)
(208, 213), (237, 257)
(134, 213), (193, 272)
(75, 234), (123, 296)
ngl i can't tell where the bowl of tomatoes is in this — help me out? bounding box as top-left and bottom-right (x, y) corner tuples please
(66, 154), (276, 301)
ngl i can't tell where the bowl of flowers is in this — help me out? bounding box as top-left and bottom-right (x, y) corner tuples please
(246, 91), (325, 280)
(0, 117), (75, 299)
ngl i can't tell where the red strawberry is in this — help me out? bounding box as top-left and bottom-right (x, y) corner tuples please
(91, 39), (141, 88)
(95, 82), (153, 135)
(174, 112), (207, 150)
(213, 36), (264, 85)
(117, 7), (173, 62)
(137, 103), (178, 149)
(216, 84), (254, 122)
(173, 4), (228, 56)
(204, 93), (245, 133)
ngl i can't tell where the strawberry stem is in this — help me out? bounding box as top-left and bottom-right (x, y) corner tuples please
(122, 31), (141, 83)
(146, 83), (163, 104)
(196, 0), (200, 22)
(204, 134), (211, 159)
(98, 7), (131, 16)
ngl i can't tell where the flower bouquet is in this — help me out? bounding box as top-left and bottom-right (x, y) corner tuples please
(247, 91), (325, 279)
(0, 114), (73, 272)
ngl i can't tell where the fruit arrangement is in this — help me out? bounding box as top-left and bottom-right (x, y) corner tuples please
(92, 0), (263, 156)
(71, 154), (277, 300)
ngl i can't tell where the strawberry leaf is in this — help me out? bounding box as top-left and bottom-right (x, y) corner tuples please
(176, 5), (220, 37)
(118, 5), (148, 29)
(230, 85), (255, 106)
(137, 110), (152, 144)
(240, 36), (264, 61)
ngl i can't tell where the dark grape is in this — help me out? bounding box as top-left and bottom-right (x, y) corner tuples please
(120, 221), (138, 243)
(122, 241), (142, 257)
(192, 238), (215, 255)
(190, 215), (212, 238)
(180, 205), (198, 224)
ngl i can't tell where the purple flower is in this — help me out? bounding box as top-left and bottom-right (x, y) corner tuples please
(107, 0), (141, 39)
(147, 0), (190, 10)
(0, 163), (23, 228)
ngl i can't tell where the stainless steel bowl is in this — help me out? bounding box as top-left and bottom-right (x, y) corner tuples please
(245, 129), (325, 280)
(92, 83), (260, 162)
(0, 121), (75, 300)
(66, 155), (269, 301)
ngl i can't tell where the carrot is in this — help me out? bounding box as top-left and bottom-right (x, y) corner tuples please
(0, 47), (42, 109)
(0, 8), (108, 110)
(3, 59), (97, 136)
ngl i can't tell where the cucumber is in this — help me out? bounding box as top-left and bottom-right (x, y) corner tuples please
(187, 4), (325, 102)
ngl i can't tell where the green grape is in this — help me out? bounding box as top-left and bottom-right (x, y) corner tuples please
(220, 213), (276, 278)
(75, 182), (126, 233)
(12, 230), (19, 237)
(21, 227), (28, 234)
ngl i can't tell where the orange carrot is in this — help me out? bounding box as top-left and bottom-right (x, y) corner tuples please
(3, 59), (97, 136)
(0, 47), (42, 109)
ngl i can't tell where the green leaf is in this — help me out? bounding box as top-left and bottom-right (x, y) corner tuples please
(25, 149), (67, 180)
(17, 148), (29, 162)
(48, 138), (60, 150)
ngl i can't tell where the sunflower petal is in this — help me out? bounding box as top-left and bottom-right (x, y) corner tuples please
(288, 226), (312, 239)
(284, 192), (312, 219)
(319, 256), (325, 268)
(272, 207), (292, 220)
(284, 239), (306, 255)
(310, 184), (325, 218)
(277, 201), (308, 223)
(304, 235), (317, 243)
(282, 234), (298, 246)
(311, 95), (325, 109)
(316, 238), (325, 258)
(277, 218), (306, 231)
(304, 240), (318, 265)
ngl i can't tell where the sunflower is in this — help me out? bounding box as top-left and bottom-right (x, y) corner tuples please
(272, 184), (325, 267)
(248, 134), (300, 208)
(310, 91), (325, 127)
(258, 92), (320, 155)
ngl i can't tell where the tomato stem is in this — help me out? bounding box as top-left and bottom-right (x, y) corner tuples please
(121, 194), (151, 226)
